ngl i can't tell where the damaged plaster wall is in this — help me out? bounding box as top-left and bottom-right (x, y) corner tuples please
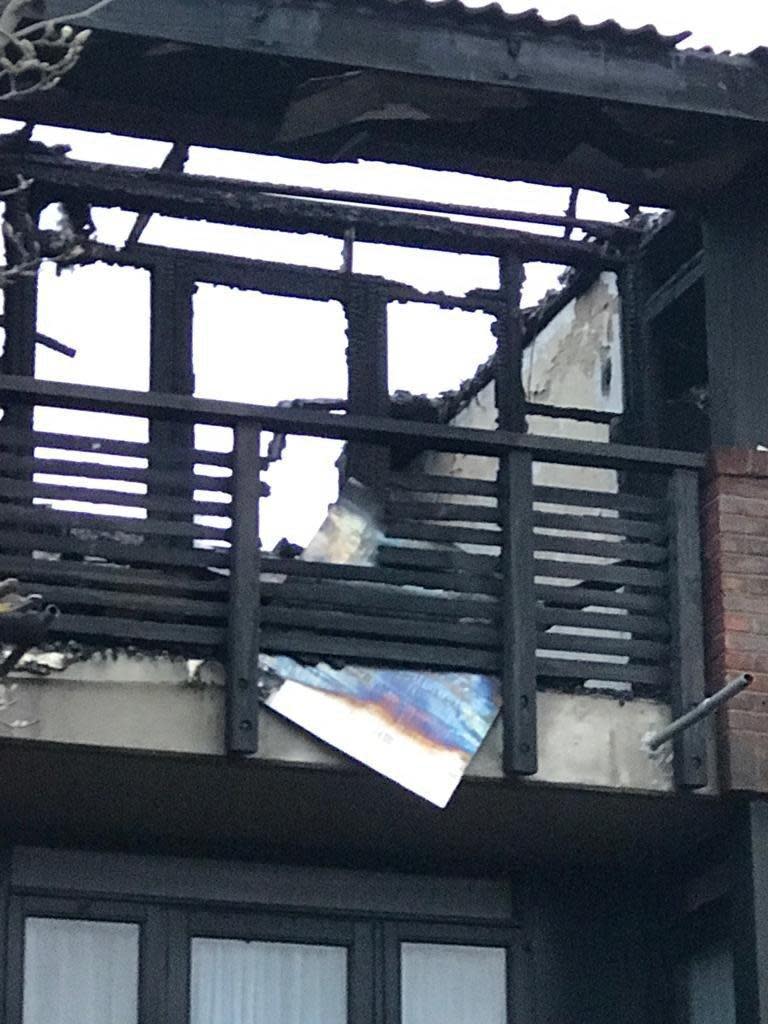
(423, 272), (622, 484)
(1, 650), (679, 793)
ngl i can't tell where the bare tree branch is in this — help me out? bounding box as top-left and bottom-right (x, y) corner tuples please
(0, 0), (116, 284)
(16, 0), (114, 40)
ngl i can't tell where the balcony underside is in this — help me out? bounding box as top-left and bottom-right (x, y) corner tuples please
(0, 733), (733, 873)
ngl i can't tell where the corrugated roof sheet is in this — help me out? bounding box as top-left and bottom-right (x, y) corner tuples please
(384, 1), (692, 49)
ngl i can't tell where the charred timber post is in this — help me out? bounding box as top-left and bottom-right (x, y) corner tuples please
(227, 420), (262, 755)
(667, 468), (707, 788)
(500, 449), (537, 775)
(148, 257), (195, 532)
(497, 253), (537, 774)
(1, 193), (38, 474)
(496, 253), (527, 433)
(344, 279), (389, 491)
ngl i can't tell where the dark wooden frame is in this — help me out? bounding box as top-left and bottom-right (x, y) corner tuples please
(382, 920), (530, 1024)
(2, 847), (527, 1024)
(4, 895), (167, 1024)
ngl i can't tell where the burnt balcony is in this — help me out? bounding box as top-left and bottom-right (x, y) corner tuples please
(0, 375), (707, 789)
(0, 140), (710, 798)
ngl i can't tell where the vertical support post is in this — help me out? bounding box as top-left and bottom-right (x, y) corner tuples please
(344, 279), (389, 490)
(500, 447), (537, 775)
(496, 251), (536, 774)
(703, 176), (768, 448)
(616, 261), (663, 449)
(495, 251), (527, 433)
(227, 420), (261, 755)
(732, 799), (768, 1024)
(667, 468), (707, 788)
(2, 194), (38, 457)
(148, 256), (195, 519)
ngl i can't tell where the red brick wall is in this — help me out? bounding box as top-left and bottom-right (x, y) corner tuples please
(703, 449), (768, 792)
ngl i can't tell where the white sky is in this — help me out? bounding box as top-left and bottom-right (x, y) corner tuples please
(2, 1), (767, 547)
(479, 0), (768, 54)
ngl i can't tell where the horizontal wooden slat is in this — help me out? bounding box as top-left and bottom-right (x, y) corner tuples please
(0, 425), (233, 469)
(525, 402), (618, 424)
(389, 473), (498, 498)
(0, 476), (234, 516)
(533, 534), (668, 565)
(533, 485), (666, 517)
(536, 631), (667, 660)
(533, 511), (667, 542)
(0, 501), (230, 542)
(534, 558), (667, 589)
(0, 529), (229, 570)
(0, 376), (706, 468)
(0, 553), (228, 593)
(0, 456), (234, 491)
(536, 657), (667, 687)
(387, 521), (501, 547)
(0, 452), (234, 490)
(28, 583), (227, 620)
(52, 613), (225, 647)
(377, 546), (500, 583)
(264, 555), (501, 596)
(386, 500), (500, 524)
(534, 583), (667, 614)
(261, 579), (499, 620)
(261, 605), (499, 647)
(260, 630), (499, 672)
(536, 605), (669, 638)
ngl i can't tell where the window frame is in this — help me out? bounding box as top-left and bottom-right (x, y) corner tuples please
(170, 908), (375, 1024)
(5, 894), (166, 1024)
(383, 921), (530, 1024)
(2, 848), (529, 1024)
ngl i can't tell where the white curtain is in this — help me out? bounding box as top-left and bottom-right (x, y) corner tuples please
(688, 939), (736, 1024)
(401, 943), (507, 1024)
(23, 917), (139, 1024)
(190, 937), (347, 1024)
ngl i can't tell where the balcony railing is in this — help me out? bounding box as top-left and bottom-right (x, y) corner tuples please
(0, 376), (707, 786)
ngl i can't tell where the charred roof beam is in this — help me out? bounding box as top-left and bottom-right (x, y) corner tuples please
(7, 152), (630, 267)
(45, 0), (768, 126)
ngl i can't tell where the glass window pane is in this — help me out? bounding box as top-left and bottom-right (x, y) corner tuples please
(688, 939), (736, 1024)
(191, 937), (347, 1024)
(401, 943), (507, 1024)
(23, 918), (139, 1024)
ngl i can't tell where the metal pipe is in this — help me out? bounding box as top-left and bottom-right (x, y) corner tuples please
(646, 673), (753, 751)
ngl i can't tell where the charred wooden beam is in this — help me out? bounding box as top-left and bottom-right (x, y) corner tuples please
(10, 154), (627, 267)
(108, 242), (505, 314)
(0, 376), (707, 469)
(644, 249), (704, 322)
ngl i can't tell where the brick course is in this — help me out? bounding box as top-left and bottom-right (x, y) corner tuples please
(703, 448), (768, 791)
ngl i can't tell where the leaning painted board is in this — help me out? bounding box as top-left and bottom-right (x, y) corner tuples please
(263, 654), (500, 807)
(261, 479), (501, 806)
